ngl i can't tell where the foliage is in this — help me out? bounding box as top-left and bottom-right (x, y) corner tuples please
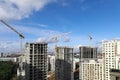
(0, 61), (17, 80)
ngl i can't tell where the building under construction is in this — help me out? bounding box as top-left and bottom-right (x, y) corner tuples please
(79, 46), (98, 61)
(25, 43), (48, 80)
(79, 46), (98, 80)
(55, 46), (74, 80)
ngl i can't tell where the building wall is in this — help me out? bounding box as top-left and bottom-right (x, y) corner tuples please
(0, 57), (17, 62)
(73, 57), (79, 72)
(79, 46), (98, 61)
(25, 43), (48, 80)
(116, 55), (120, 69)
(111, 76), (120, 80)
(48, 55), (55, 72)
(102, 40), (120, 80)
(79, 46), (98, 80)
(55, 47), (73, 80)
(82, 60), (103, 80)
(110, 69), (120, 80)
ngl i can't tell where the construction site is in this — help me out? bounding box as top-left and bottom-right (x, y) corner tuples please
(0, 19), (100, 80)
(0, 20), (25, 79)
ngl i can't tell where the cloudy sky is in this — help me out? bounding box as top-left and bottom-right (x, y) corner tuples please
(0, 0), (120, 53)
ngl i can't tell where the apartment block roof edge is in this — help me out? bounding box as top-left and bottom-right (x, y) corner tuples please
(56, 46), (74, 49)
(102, 39), (120, 43)
(26, 42), (48, 44)
(79, 46), (98, 48)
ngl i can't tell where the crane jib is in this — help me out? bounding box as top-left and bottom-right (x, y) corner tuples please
(0, 19), (24, 38)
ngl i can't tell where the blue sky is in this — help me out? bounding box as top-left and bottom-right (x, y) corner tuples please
(0, 0), (120, 52)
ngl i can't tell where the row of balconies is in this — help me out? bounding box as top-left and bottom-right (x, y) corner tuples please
(30, 59), (46, 61)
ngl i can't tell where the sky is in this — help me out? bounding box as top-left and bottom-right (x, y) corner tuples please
(0, 0), (120, 53)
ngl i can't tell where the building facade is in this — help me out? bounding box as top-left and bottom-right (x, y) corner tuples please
(55, 46), (74, 80)
(82, 60), (103, 80)
(0, 57), (17, 62)
(79, 46), (98, 61)
(110, 69), (120, 80)
(48, 54), (55, 72)
(79, 46), (98, 80)
(25, 43), (48, 80)
(116, 55), (120, 69)
(102, 40), (120, 80)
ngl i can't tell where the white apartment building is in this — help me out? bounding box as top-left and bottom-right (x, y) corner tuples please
(48, 54), (55, 72)
(0, 57), (17, 62)
(116, 55), (120, 69)
(102, 39), (120, 80)
(73, 57), (79, 72)
(82, 60), (103, 80)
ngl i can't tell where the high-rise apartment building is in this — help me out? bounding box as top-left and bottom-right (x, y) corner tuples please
(102, 40), (120, 80)
(115, 55), (120, 69)
(82, 60), (103, 80)
(79, 46), (98, 61)
(79, 46), (98, 80)
(55, 46), (73, 80)
(25, 43), (48, 80)
(48, 54), (55, 72)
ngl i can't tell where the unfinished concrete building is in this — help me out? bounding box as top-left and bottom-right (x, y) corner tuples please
(55, 46), (74, 80)
(79, 46), (98, 61)
(79, 46), (98, 80)
(25, 43), (48, 80)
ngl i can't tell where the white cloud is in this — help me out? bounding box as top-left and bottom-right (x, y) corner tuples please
(61, 2), (69, 7)
(36, 33), (71, 43)
(0, 0), (55, 20)
(36, 32), (71, 43)
(62, 36), (70, 42)
(101, 39), (108, 42)
(0, 23), (71, 42)
(77, 44), (82, 48)
(38, 24), (48, 27)
(36, 37), (57, 43)
(0, 23), (58, 36)
(0, 45), (7, 49)
(15, 25), (59, 37)
(20, 22), (48, 28)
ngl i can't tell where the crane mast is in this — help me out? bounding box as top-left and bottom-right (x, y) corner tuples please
(0, 19), (24, 77)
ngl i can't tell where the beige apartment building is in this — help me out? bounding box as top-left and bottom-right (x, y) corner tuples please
(102, 40), (120, 80)
(79, 46), (98, 80)
(82, 60), (103, 80)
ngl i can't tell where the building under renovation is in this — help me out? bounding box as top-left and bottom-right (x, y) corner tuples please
(25, 43), (48, 80)
(55, 46), (74, 80)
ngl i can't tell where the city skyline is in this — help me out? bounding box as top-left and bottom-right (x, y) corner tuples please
(0, 0), (120, 52)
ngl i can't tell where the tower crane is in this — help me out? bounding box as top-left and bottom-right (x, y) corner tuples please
(88, 35), (92, 47)
(52, 32), (71, 64)
(51, 32), (71, 47)
(0, 19), (24, 76)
